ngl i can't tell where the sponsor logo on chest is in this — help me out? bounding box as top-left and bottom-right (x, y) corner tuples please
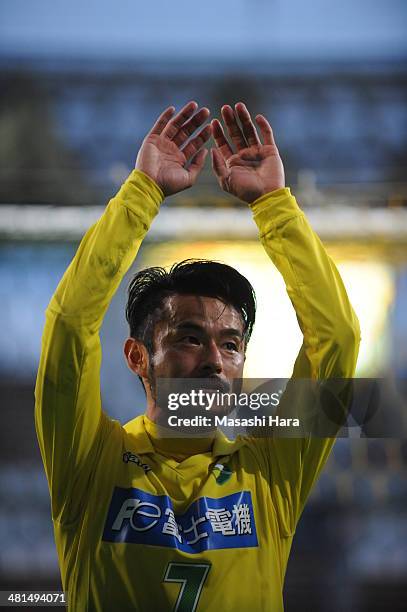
(102, 487), (258, 553)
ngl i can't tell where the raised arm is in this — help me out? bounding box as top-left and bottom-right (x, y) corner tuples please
(35, 102), (211, 523)
(211, 102), (359, 379)
(211, 104), (360, 534)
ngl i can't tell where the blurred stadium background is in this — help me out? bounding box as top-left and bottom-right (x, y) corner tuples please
(0, 0), (406, 610)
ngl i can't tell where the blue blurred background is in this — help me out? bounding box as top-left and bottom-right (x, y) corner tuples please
(0, 1), (407, 610)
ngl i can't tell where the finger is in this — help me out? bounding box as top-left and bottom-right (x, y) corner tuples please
(148, 106), (176, 136)
(255, 114), (276, 146)
(162, 101), (198, 140)
(173, 107), (210, 147)
(235, 102), (261, 147)
(211, 147), (229, 181)
(221, 105), (247, 150)
(188, 148), (208, 184)
(211, 118), (233, 160)
(182, 124), (212, 161)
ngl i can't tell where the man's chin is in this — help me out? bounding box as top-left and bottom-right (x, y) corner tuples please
(172, 403), (235, 420)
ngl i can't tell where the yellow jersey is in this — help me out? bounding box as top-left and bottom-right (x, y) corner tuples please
(35, 170), (360, 611)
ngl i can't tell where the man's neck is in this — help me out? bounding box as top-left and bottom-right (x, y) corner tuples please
(143, 413), (216, 460)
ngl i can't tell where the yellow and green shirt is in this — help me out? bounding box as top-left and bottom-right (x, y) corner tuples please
(35, 170), (360, 611)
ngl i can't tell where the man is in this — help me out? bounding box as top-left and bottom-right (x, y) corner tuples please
(35, 101), (360, 611)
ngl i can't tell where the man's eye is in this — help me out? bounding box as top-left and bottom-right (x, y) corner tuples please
(224, 342), (238, 352)
(181, 336), (200, 345)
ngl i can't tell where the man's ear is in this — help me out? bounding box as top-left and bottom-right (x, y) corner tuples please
(124, 337), (150, 377)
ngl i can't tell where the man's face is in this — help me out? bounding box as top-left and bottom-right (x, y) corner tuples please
(148, 294), (246, 391)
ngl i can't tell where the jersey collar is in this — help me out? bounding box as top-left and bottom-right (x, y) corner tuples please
(124, 414), (245, 457)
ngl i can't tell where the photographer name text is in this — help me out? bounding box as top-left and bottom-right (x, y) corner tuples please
(167, 415), (300, 428)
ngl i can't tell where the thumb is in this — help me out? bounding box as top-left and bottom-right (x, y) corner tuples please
(188, 148), (208, 184)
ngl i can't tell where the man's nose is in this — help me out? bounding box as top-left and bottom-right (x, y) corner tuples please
(200, 340), (223, 375)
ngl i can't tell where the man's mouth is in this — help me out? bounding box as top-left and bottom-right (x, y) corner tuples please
(192, 376), (231, 393)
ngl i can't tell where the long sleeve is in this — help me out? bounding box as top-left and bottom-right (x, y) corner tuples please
(251, 187), (360, 380)
(248, 187), (361, 536)
(35, 170), (163, 524)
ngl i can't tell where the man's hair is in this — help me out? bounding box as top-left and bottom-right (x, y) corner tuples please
(125, 259), (256, 353)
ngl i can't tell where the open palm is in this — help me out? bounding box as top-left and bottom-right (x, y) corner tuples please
(211, 103), (285, 203)
(136, 102), (211, 197)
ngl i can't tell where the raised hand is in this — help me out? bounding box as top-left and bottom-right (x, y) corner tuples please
(136, 101), (211, 197)
(211, 103), (285, 203)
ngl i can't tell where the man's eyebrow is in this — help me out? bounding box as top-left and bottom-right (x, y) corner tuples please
(174, 321), (244, 338)
(218, 327), (244, 339)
